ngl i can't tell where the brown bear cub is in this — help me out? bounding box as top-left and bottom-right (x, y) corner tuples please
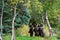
(37, 24), (45, 37)
(29, 23), (33, 36)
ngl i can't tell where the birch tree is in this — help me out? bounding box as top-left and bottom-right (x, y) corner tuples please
(0, 0), (4, 40)
(42, 15), (44, 29)
(11, 0), (19, 40)
(46, 11), (53, 36)
(11, 5), (19, 40)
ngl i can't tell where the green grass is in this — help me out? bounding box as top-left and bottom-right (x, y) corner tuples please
(2, 35), (57, 40)
(2, 35), (11, 40)
(2, 25), (58, 40)
(16, 36), (41, 40)
(49, 37), (57, 40)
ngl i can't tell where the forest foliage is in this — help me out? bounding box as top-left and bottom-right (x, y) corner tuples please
(0, 0), (60, 40)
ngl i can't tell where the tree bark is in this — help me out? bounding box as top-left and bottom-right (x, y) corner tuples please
(11, 6), (18, 40)
(42, 16), (44, 25)
(0, 0), (4, 40)
(46, 11), (53, 37)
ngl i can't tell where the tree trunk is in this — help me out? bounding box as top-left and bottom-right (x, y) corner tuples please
(46, 11), (53, 37)
(42, 16), (44, 26)
(0, 0), (4, 40)
(11, 6), (17, 40)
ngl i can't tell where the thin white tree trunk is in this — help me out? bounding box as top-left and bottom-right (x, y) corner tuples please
(0, 0), (4, 40)
(46, 11), (53, 37)
(11, 0), (19, 40)
(42, 16), (44, 25)
(0, 12), (3, 40)
(11, 6), (17, 40)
